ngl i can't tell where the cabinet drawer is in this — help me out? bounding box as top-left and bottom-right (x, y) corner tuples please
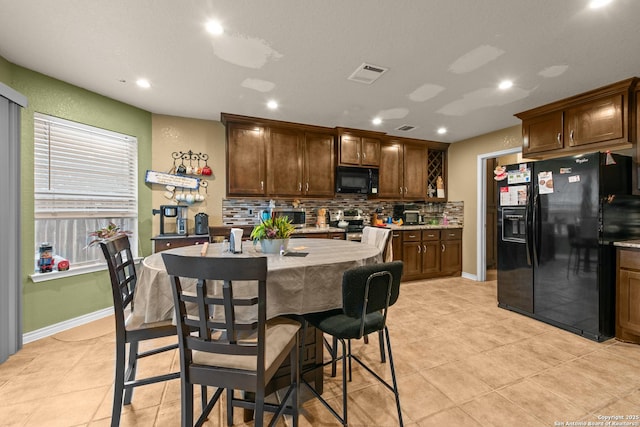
(421, 230), (440, 241)
(619, 248), (640, 270)
(441, 229), (462, 240)
(402, 231), (421, 242)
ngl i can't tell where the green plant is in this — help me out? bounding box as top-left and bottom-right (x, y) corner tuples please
(88, 221), (131, 247)
(250, 216), (295, 242)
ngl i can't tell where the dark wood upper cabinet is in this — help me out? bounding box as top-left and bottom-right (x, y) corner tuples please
(403, 144), (427, 199)
(303, 132), (335, 197)
(222, 113), (336, 198)
(516, 77), (637, 158)
(378, 142), (403, 198)
(225, 122), (266, 196)
(521, 111), (564, 156)
(337, 128), (382, 167)
(267, 127), (304, 197)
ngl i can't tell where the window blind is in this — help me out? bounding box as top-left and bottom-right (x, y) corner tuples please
(34, 113), (138, 218)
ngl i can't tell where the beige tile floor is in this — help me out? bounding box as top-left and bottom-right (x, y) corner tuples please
(3, 274), (640, 426)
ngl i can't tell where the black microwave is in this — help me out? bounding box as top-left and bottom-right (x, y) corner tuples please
(336, 166), (379, 194)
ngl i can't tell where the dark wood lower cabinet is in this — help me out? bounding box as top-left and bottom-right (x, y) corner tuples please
(401, 228), (462, 280)
(616, 247), (640, 343)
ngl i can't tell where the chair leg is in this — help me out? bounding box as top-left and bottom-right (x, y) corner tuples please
(340, 338), (348, 427)
(123, 340), (138, 405)
(378, 330), (386, 363)
(254, 388), (265, 427)
(347, 340), (353, 382)
(331, 336), (338, 377)
(227, 389), (234, 426)
(180, 381), (193, 427)
(111, 338), (126, 427)
(384, 327), (403, 427)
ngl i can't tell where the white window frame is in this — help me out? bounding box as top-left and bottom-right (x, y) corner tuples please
(31, 113), (138, 282)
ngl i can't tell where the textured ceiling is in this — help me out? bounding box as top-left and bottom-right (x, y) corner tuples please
(1, 0), (639, 142)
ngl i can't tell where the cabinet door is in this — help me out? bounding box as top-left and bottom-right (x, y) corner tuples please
(391, 231), (402, 261)
(564, 93), (625, 147)
(441, 239), (462, 274)
(378, 142), (403, 198)
(267, 127), (303, 196)
(404, 144), (427, 199)
(339, 134), (361, 166)
(361, 137), (381, 166)
(227, 123), (266, 196)
(522, 111), (564, 155)
(402, 242), (422, 277)
(422, 241), (440, 275)
(304, 132), (335, 197)
(618, 269), (640, 334)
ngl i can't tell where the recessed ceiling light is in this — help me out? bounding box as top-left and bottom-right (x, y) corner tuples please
(206, 20), (224, 35)
(267, 100), (278, 110)
(498, 80), (513, 90)
(372, 117), (382, 125)
(589, 0), (613, 9)
(437, 127), (447, 135)
(136, 79), (151, 89)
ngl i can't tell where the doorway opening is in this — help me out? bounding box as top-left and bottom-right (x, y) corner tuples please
(476, 147), (521, 282)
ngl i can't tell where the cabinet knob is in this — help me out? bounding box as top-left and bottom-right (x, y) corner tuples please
(418, 245), (421, 253)
(557, 132), (561, 143)
(442, 244), (445, 252)
(166, 242), (171, 247)
(399, 187), (403, 194)
(362, 152), (366, 159)
(409, 234), (416, 238)
(260, 181), (264, 191)
(298, 182), (302, 191)
(423, 245), (427, 252)
(306, 182), (309, 192)
(570, 130), (575, 143)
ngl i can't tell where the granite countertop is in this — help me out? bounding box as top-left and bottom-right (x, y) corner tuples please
(614, 240), (640, 249)
(292, 224), (462, 235)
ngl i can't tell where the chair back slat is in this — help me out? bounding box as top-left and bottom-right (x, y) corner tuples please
(100, 235), (137, 330)
(162, 254), (268, 364)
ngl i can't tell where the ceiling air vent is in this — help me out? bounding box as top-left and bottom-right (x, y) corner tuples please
(348, 63), (388, 84)
(396, 125), (417, 132)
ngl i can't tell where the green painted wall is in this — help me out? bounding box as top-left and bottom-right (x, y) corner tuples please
(0, 61), (152, 332)
(0, 56), (12, 82)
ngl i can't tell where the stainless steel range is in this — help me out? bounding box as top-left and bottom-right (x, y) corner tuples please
(341, 209), (365, 241)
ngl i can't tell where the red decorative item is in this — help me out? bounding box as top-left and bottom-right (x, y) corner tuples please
(58, 260), (70, 271)
(201, 165), (212, 176)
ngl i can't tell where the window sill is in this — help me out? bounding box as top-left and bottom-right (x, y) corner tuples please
(29, 257), (142, 283)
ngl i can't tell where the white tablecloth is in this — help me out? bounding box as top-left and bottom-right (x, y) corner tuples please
(135, 238), (382, 323)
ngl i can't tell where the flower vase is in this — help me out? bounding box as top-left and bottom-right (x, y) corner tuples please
(260, 238), (289, 254)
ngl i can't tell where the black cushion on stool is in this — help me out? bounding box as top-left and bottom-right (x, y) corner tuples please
(304, 309), (384, 339)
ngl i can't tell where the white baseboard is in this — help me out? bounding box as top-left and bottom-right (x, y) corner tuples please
(23, 307), (114, 344)
(462, 271), (478, 281)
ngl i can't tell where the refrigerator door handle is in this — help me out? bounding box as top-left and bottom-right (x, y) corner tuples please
(525, 199), (532, 266)
(532, 193), (540, 266)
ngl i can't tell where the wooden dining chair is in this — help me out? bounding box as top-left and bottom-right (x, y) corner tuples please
(162, 254), (300, 427)
(302, 261), (404, 427)
(99, 235), (180, 427)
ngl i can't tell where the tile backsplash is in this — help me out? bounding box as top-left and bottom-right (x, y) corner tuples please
(222, 196), (463, 227)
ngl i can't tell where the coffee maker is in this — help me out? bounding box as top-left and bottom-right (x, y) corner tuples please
(153, 205), (188, 235)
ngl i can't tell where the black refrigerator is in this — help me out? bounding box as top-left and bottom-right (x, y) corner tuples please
(497, 152), (640, 341)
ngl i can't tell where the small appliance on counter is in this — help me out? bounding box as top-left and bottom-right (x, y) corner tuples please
(393, 204), (421, 225)
(271, 208), (306, 228)
(194, 212), (209, 235)
(153, 205), (189, 236)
